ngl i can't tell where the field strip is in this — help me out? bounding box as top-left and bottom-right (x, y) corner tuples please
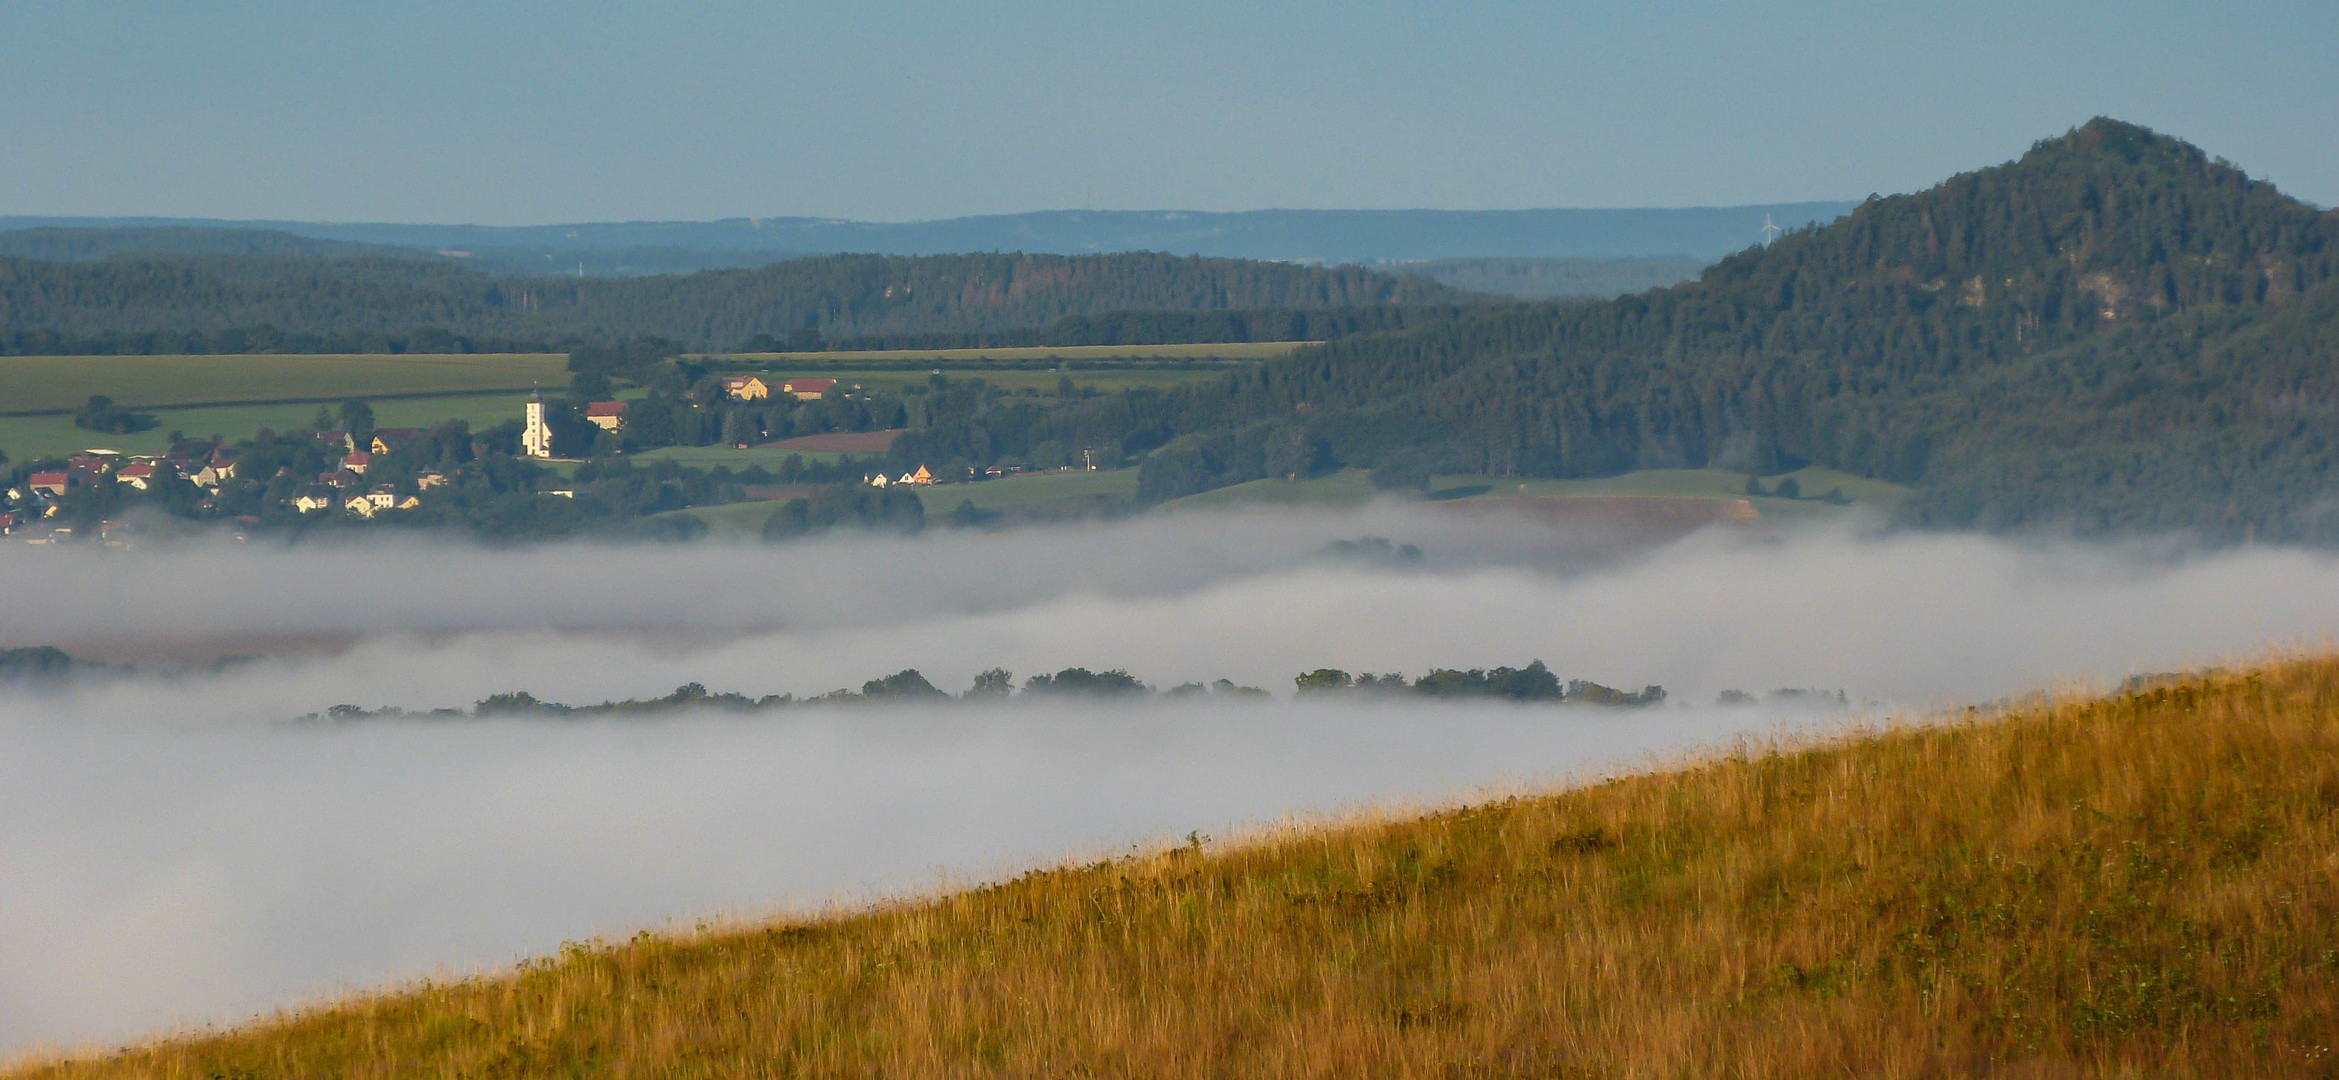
(0, 386), (545, 418)
(709, 341), (1315, 363)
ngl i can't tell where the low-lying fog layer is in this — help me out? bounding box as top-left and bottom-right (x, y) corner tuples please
(6, 507), (2339, 1057)
(1, 700), (1789, 1059)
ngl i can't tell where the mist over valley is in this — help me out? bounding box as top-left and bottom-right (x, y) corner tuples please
(5, 6), (2338, 1066)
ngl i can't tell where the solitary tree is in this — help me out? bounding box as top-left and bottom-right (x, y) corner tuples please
(339, 400), (377, 443)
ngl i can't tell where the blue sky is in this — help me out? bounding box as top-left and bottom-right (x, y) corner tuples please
(2, 1), (2331, 223)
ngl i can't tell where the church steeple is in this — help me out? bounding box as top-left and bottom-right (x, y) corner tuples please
(521, 390), (552, 459)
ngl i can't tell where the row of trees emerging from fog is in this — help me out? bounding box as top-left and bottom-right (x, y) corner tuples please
(296, 660), (1686, 721)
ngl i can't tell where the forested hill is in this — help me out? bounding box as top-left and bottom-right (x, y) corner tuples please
(0, 226), (414, 262)
(1070, 119), (2339, 541)
(0, 251), (1469, 353)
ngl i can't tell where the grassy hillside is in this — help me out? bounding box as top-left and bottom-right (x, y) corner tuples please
(19, 655), (2339, 1077)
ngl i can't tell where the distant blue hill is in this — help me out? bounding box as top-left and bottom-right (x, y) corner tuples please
(0, 204), (1856, 267)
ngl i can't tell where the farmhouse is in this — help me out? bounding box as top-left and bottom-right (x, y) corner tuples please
(343, 452), (373, 474)
(781, 377), (837, 401)
(114, 463), (158, 490)
(867, 473), (891, 488)
(28, 472), (70, 498)
(584, 401), (628, 431)
(192, 448), (243, 487)
(371, 429), (424, 455)
(722, 376), (771, 401)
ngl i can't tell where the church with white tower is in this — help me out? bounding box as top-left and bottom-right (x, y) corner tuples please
(521, 392), (553, 459)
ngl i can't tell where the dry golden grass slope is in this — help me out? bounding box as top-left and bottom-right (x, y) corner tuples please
(17, 658), (2339, 1078)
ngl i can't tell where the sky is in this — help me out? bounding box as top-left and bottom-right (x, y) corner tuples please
(1, 2), (2333, 225)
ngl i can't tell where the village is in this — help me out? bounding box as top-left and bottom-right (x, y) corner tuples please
(0, 373), (1084, 545)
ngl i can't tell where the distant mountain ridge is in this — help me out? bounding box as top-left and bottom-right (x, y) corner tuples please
(0, 204), (1857, 268)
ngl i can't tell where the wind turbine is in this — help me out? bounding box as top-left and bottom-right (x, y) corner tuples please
(1760, 214), (1783, 247)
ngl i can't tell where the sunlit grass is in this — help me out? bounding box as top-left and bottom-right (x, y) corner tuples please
(16, 655), (2339, 1077)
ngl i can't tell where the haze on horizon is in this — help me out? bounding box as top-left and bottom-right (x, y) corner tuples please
(2, 2), (2333, 225)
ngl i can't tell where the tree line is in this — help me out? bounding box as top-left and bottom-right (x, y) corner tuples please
(298, 659), (1675, 721)
(0, 251), (1469, 352)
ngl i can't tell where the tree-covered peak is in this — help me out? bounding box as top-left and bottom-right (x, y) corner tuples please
(1699, 117), (2337, 322)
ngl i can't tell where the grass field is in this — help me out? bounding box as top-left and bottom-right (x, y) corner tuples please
(21, 656), (2337, 1077)
(626, 444), (854, 470)
(658, 499), (792, 537)
(912, 468), (1139, 511)
(0, 392), (538, 463)
(0, 354), (569, 414)
(1156, 466), (1910, 518)
(715, 342), (1308, 364)
(740, 367), (1232, 396)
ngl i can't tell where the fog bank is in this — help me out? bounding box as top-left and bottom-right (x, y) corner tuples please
(8, 509), (2339, 1057)
(1, 699), (1791, 1059)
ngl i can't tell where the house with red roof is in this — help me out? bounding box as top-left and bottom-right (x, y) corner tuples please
(27, 472), (70, 498)
(584, 401), (628, 431)
(721, 376), (770, 401)
(781, 377), (837, 401)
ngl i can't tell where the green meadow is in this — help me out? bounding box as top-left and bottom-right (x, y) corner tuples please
(0, 353), (569, 463)
(0, 392), (539, 463)
(1154, 466), (1909, 518)
(716, 342), (1306, 364)
(911, 468), (1140, 511)
(626, 444), (853, 469)
(729, 367), (1232, 397)
(0, 353), (569, 414)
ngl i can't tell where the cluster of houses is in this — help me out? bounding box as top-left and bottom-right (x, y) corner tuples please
(518, 374), (830, 459)
(8, 445), (225, 511)
(288, 428), (451, 517)
(866, 465), (936, 488)
(720, 376), (837, 402)
(1, 427), (468, 542)
(3, 444), (236, 544)
(863, 463), (1055, 489)
(520, 378), (844, 460)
